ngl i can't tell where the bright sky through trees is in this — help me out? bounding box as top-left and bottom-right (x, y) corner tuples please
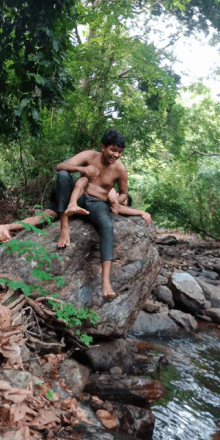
(146, 14), (220, 98)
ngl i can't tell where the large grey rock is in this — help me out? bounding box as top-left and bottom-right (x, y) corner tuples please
(153, 285), (174, 308)
(85, 338), (134, 372)
(59, 358), (90, 397)
(129, 311), (179, 337)
(84, 374), (164, 407)
(205, 308), (220, 323)
(201, 270), (219, 281)
(197, 278), (220, 307)
(0, 370), (33, 389)
(169, 310), (198, 332)
(168, 272), (206, 314)
(0, 216), (159, 338)
(112, 404), (155, 439)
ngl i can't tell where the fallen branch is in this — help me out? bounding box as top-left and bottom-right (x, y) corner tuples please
(188, 150), (220, 158)
(26, 335), (66, 349)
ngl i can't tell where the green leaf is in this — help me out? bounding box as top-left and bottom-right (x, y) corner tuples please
(53, 39), (59, 51)
(46, 389), (54, 401)
(35, 379), (44, 385)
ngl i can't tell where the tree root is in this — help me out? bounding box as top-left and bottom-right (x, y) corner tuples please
(0, 288), (89, 352)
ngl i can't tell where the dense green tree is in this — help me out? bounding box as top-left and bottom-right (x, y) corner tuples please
(0, 0), (76, 138)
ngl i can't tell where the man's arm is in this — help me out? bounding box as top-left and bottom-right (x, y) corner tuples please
(116, 163), (128, 204)
(56, 150), (95, 175)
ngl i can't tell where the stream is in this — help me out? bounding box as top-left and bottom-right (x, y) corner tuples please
(150, 328), (220, 440)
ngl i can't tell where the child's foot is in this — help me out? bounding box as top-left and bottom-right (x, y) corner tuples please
(65, 203), (89, 217)
(102, 281), (116, 298)
(58, 227), (70, 248)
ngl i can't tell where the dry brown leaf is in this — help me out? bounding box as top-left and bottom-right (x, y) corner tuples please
(2, 426), (30, 440)
(61, 397), (77, 413)
(30, 411), (61, 429)
(8, 403), (28, 424)
(0, 305), (11, 329)
(96, 409), (117, 429)
(0, 381), (33, 403)
(76, 407), (93, 425)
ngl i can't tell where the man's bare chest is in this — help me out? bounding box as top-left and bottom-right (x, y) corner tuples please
(90, 160), (118, 188)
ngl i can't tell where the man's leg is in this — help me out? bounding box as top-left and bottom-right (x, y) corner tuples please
(85, 197), (115, 297)
(0, 209), (58, 244)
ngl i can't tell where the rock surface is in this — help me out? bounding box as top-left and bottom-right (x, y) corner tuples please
(169, 310), (198, 331)
(0, 216), (159, 338)
(196, 278), (220, 307)
(153, 286), (174, 308)
(129, 310), (179, 337)
(205, 308), (220, 323)
(168, 272), (206, 314)
(84, 338), (134, 372)
(59, 358), (90, 397)
(112, 404), (155, 439)
(84, 374), (164, 407)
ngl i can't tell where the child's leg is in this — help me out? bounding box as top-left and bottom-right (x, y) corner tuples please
(65, 177), (90, 217)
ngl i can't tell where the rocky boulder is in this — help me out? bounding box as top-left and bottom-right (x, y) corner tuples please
(196, 278), (220, 308)
(168, 272), (206, 314)
(0, 215), (159, 338)
(84, 373), (164, 407)
(129, 310), (179, 337)
(169, 310), (198, 332)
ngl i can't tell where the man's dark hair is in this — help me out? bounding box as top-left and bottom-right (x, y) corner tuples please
(127, 194), (132, 207)
(101, 129), (126, 149)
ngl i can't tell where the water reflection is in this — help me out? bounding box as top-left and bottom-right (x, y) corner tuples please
(151, 333), (220, 440)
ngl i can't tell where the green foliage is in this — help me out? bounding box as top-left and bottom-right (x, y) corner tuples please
(46, 389), (54, 401)
(48, 300), (99, 329)
(0, 0), (76, 139)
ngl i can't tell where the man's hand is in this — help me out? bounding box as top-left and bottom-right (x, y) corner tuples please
(110, 203), (119, 215)
(82, 165), (99, 180)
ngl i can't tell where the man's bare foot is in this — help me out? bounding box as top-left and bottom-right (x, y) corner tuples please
(141, 212), (152, 226)
(65, 203), (89, 217)
(58, 227), (70, 248)
(0, 225), (11, 243)
(102, 281), (116, 298)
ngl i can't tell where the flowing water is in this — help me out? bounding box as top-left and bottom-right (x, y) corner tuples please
(151, 329), (220, 440)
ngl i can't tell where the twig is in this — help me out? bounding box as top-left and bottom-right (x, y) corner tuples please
(0, 288), (16, 305)
(8, 294), (25, 309)
(26, 335), (66, 348)
(10, 298), (26, 315)
(11, 312), (23, 325)
(188, 150), (220, 158)
(25, 297), (48, 319)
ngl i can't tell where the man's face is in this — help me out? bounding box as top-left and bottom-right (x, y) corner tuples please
(101, 144), (123, 164)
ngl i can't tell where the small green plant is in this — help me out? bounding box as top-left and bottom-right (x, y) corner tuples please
(46, 389), (54, 401)
(0, 222), (99, 345)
